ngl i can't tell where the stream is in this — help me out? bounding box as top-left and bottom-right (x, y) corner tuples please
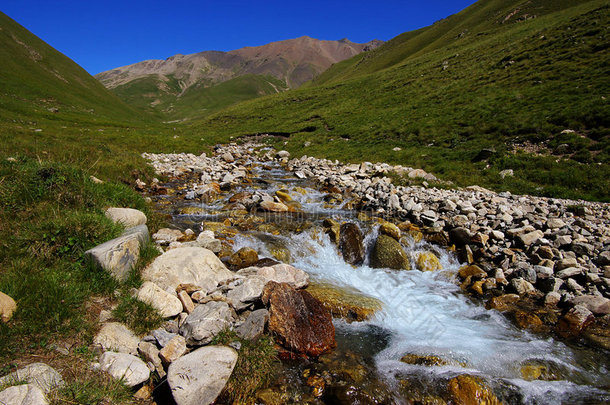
(148, 156), (610, 404)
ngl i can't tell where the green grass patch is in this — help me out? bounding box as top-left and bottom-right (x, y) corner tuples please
(211, 329), (279, 403)
(50, 369), (134, 405)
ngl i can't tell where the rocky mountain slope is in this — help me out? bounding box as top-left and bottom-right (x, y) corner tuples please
(95, 37), (382, 119)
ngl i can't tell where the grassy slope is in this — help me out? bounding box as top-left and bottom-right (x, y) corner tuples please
(111, 72), (288, 120)
(190, 0), (610, 201)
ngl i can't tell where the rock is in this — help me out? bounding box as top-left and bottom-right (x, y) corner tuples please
(93, 322), (139, 354)
(547, 218), (566, 229)
(595, 251), (610, 266)
(153, 329), (178, 347)
(511, 278), (537, 296)
(415, 252), (442, 271)
(458, 265), (486, 279)
(499, 169), (514, 179)
(0, 363), (64, 393)
(370, 234), (410, 270)
(544, 292), (561, 307)
(98, 352), (150, 387)
(449, 227), (471, 246)
(178, 290), (195, 314)
(153, 228), (184, 244)
(236, 309), (269, 340)
(555, 258), (578, 271)
(137, 282), (182, 318)
(517, 230), (544, 247)
(105, 207), (147, 228)
(142, 247), (234, 293)
(338, 223), (365, 265)
(0, 290), (17, 322)
(558, 305), (594, 336)
(556, 267), (582, 279)
(306, 282), (382, 322)
(513, 310), (544, 331)
(85, 232), (142, 281)
(262, 281), (335, 356)
(226, 276), (267, 311)
(486, 294), (520, 312)
(159, 335), (188, 367)
(447, 375), (501, 405)
(179, 301), (233, 345)
(379, 222), (401, 241)
(260, 201), (289, 212)
(0, 384), (48, 405)
(222, 152), (234, 163)
(275, 190), (292, 203)
(253, 264), (309, 289)
(168, 346), (238, 405)
(277, 150), (290, 159)
(572, 295), (610, 315)
(228, 247), (259, 269)
(138, 341), (164, 376)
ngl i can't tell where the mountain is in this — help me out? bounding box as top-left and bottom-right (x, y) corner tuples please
(191, 0), (610, 201)
(0, 11), (146, 125)
(95, 36), (382, 119)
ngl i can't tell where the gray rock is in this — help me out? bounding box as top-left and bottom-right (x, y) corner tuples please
(544, 292), (561, 307)
(236, 309), (269, 340)
(180, 301), (233, 345)
(511, 278), (536, 296)
(85, 233), (142, 281)
(153, 329), (178, 347)
(142, 247), (234, 293)
(546, 218), (566, 229)
(137, 282), (182, 318)
(243, 264), (309, 289)
(138, 341), (164, 377)
(122, 224), (150, 246)
(572, 295), (610, 315)
(516, 267), (537, 284)
(226, 277), (267, 311)
(277, 150), (290, 159)
(0, 384), (48, 405)
(555, 258), (578, 271)
(98, 351), (150, 387)
(538, 277), (564, 293)
(168, 346), (238, 405)
(556, 267), (582, 279)
(93, 323), (139, 354)
(595, 251), (610, 266)
(159, 335), (188, 367)
(534, 265), (554, 280)
(566, 278), (585, 294)
(105, 207), (147, 228)
(517, 230), (544, 247)
(570, 242), (594, 257)
(0, 363), (64, 393)
(152, 228), (184, 245)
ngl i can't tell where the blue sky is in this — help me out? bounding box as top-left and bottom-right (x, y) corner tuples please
(2, 0), (477, 75)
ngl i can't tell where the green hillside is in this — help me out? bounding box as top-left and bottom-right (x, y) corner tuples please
(191, 0), (610, 201)
(112, 73), (287, 120)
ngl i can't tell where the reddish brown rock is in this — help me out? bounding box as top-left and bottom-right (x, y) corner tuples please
(262, 281), (336, 356)
(558, 305), (594, 337)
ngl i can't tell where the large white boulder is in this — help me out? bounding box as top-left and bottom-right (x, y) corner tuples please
(93, 322), (140, 355)
(98, 352), (150, 387)
(142, 247), (234, 293)
(105, 207), (147, 228)
(168, 346), (238, 405)
(0, 384), (48, 405)
(0, 363), (64, 393)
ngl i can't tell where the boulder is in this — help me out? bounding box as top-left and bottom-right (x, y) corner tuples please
(0, 290), (17, 322)
(180, 301), (234, 345)
(136, 282), (182, 318)
(379, 222), (401, 241)
(458, 265), (486, 279)
(105, 207), (147, 228)
(306, 282), (382, 322)
(236, 309), (269, 340)
(98, 352), (150, 387)
(262, 281), (335, 356)
(260, 201), (289, 212)
(228, 247), (259, 270)
(415, 252), (442, 271)
(93, 322), (139, 355)
(572, 295), (610, 315)
(152, 228), (184, 244)
(447, 375), (501, 405)
(0, 384), (48, 405)
(370, 234), (410, 270)
(142, 247), (234, 293)
(168, 346), (238, 405)
(0, 363), (64, 393)
(85, 232), (142, 281)
(226, 276), (267, 311)
(338, 223), (365, 265)
(251, 264), (309, 289)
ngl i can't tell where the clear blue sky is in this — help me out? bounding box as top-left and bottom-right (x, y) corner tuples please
(2, 0), (477, 75)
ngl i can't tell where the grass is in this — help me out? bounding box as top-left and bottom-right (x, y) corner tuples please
(211, 330), (279, 403)
(49, 365), (134, 405)
(185, 0), (610, 201)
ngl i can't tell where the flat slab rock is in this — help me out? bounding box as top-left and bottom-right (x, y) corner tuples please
(97, 351), (150, 387)
(142, 247), (234, 293)
(168, 346), (238, 405)
(0, 363), (64, 393)
(93, 322), (140, 355)
(85, 232), (142, 281)
(0, 384), (48, 405)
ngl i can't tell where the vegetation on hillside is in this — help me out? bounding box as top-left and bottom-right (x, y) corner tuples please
(189, 0), (610, 201)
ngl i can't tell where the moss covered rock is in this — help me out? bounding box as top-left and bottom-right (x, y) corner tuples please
(370, 234), (410, 270)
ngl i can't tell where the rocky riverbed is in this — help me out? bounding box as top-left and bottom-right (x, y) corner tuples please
(5, 141), (608, 404)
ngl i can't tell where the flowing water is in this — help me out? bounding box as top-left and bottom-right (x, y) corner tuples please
(151, 158), (610, 404)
